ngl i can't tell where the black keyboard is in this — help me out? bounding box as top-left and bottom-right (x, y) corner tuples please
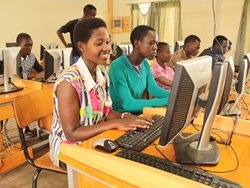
(116, 149), (242, 188)
(115, 115), (164, 151)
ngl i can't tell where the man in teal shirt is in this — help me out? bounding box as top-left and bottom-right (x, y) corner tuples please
(109, 25), (170, 114)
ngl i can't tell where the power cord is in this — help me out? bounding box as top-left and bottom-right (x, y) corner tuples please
(153, 143), (171, 161)
(212, 0), (216, 37)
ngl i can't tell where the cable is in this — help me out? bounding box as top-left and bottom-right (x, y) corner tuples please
(182, 140), (239, 173)
(212, 0), (216, 37)
(241, 97), (250, 115)
(204, 144), (239, 174)
(153, 143), (171, 161)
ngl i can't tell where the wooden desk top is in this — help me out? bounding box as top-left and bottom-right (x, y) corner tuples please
(0, 78), (53, 105)
(60, 107), (250, 188)
(0, 87), (36, 105)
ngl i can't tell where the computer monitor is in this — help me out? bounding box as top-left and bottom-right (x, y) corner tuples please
(174, 40), (184, 52)
(0, 47), (23, 94)
(44, 48), (72, 81)
(40, 43), (58, 60)
(118, 43), (133, 55)
(6, 42), (17, 47)
(217, 57), (234, 113)
(0, 49), (3, 75)
(243, 52), (250, 80)
(159, 56), (230, 165)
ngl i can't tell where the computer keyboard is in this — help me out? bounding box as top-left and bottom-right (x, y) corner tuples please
(114, 115), (164, 151)
(116, 149), (242, 188)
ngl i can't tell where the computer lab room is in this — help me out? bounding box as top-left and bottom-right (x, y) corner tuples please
(0, 0), (250, 187)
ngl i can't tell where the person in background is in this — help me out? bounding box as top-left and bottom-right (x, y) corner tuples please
(16, 33), (44, 80)
(50, 18), (153, 168)
(16, 33), (44, 137)
(108, 25), (170, 115)
(57, 4), (97, 64)
(151, 42), (174, 91)
(199, 35), (228, 68)
(168, 35), (201, 71)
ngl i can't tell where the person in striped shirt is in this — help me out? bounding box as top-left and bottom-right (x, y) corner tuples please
(49, 18), (153, 168)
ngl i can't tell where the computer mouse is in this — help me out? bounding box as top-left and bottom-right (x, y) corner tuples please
(93, 138), (119, 153)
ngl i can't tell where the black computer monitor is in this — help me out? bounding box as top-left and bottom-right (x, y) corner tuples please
(217, 57), (234, 113)
(158, 56), (231, 165)
(40, 43), (58, 60)
(44, 48), (72, 81)
(236, 59), (249, 95)
(0, 47), (23, 94)
(243, 52), (250, 80)
(174, 40), (184, 52)
(6, 42), (17, 47)
(118, 43), (133, 55)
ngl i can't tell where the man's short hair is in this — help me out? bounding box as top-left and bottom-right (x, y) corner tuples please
(212, 35), (228, 46)
(157, 42), (169, 53)
(184, 35), (201, 45)
(130, 25), (155, 47)
(73, 17), (107, 53)
(83, 4), (96, 14)
(16, 33), (31, 45)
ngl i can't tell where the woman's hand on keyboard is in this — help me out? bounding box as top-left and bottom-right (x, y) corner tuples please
(123, 114), (154, 125)
(108, 118), (153, 131)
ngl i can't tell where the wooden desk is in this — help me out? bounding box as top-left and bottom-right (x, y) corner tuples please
(0, 79), (47, 173)
(59, 108), (249, 188)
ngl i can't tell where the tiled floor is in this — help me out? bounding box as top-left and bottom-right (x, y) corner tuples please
(0, 163), (67, 188)
(0, 118), (68, 188)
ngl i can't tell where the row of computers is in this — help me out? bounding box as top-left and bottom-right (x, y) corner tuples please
(114, 53), (249, 187)
(0, 46), (72, 94)
(116, 52), (250, 165)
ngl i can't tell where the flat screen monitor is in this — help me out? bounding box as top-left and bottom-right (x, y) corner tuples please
(6, 42), (17, 47)
(236, 59), (249, 95)
(217, 57), (234, 113)
(44, 48), (72, 81)
(159, 56), (230, 165)
(40, 43), (58, 60)
(118, 43), (133, 55)
(174, 40), (184, 52)
(0, 49), (3, 75)
(243, 52), (250, 80)
(0, 47), (23, 94)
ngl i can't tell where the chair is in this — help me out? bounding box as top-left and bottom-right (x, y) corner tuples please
(13, 88), (66, 188)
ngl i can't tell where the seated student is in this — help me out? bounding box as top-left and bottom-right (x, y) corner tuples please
(199, 35), (228, 68)
(108, 25), (170, 115)
(49, 18), (153, 168)
(151, 42), (174, 91)
(16, 33), (44, 80)
(16, 33), (44, 137)
(168, 35), (201, 71)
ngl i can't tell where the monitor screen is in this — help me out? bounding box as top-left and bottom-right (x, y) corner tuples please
(159, 56), (230, 165)
(117, 43), (133, 55)
(236, 58), (249, 94)
(174, 40), (184, 52)
(243, 52), (250, 80)
(0, 49), (3, 75)
(0, 47), (23, 94)
(217, 57), (234, 114)
(6, 42), (17, 47)
(40, 43), (58, 60)
(44, 48), (72, 81)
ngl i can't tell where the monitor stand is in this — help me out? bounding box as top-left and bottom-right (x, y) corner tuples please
(0, 83), (23, 94)
(173, 133), (220, 165)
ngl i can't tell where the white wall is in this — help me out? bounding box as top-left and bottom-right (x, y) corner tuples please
(0, 0), (108, 57)
(0, 0), (245, 59)
(112, 0), (245, 58)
